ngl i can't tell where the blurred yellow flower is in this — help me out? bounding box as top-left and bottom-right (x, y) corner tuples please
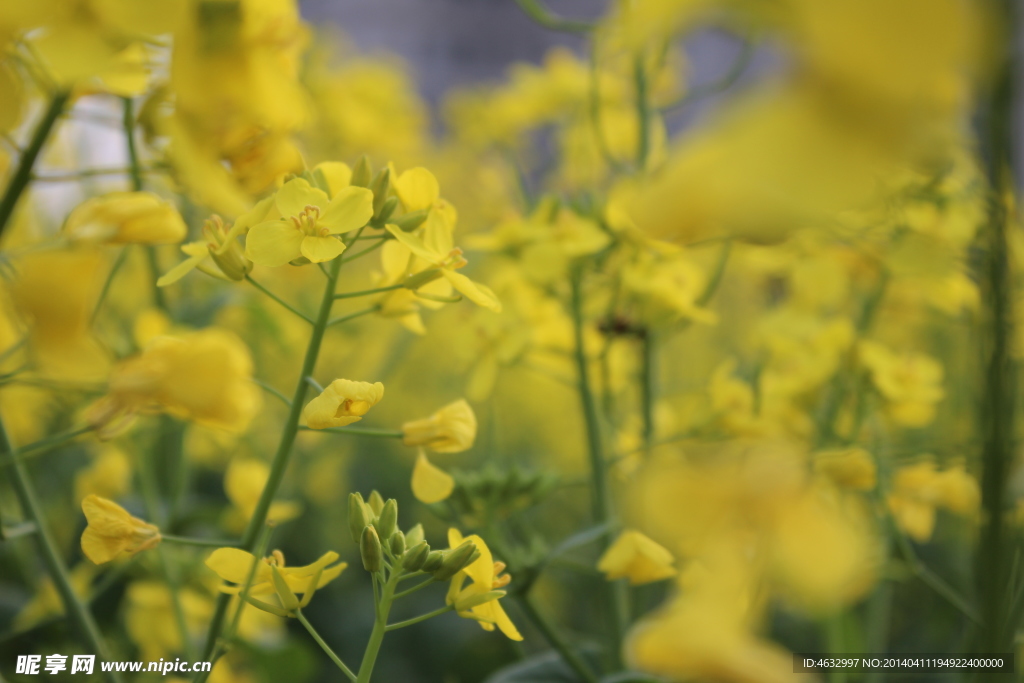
(125, 581), (212, 661)
(64, 192), (187, 246)
(245, 178), (373, 266)
(887, 458), (979, 542)
(445, 529), (522, 641)
(402, 399), (477, 453)
(598, 530), (677, 585)
(224, 459), (302, 529)
(80, 495), (161, 565)
(813, 448), (877, 492)
(860, 341), (945, 427)
(301, 379), (384, 429)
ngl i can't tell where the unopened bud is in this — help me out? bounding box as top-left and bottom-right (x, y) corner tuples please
(348, 493), (370, 544)
(351, 156), (373, 188)
(376, 499), (398, 540)
(405, 523), (425, 547)
(367, 490), (385, 517)
(402, 541), (430, 571)
(389, 530), (406, 557)
(422, 550), (444, 573)
(391, 209), (428, 232)
(209, 241), (252, 281)
(371, 168), (391, 215)
(360, 525), (382, 572)
(375, 196), (398, 224)
(433, 540), (478, 581)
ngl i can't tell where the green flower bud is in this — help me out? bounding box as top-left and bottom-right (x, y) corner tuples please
(376, 499), (398, 540)
(351, 155), (373, 188)
(375, 196), (398, 224)
(391, 209), (428, 232)
(405, 523), (425, 547)
(367, 490), (385, 517)
(270, 565), (299, 612)
(348, 493), (370, 544)
(389, 530), (406, 557)
(402, 541), (430, 571)
(422, 550), (444, 573)
(454, 589), (506, 611)
(371, 168), (391, 215)
(433, 540), (478, 581)
(360, 525), (382, 573)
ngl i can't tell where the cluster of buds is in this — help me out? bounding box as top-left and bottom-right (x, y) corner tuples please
(445, 465), (558, 521)
(348, 491), (480, 581)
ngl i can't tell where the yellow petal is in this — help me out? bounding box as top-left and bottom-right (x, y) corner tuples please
(245, 221), (304, 267)
(441, 269), (502, 312)
(157, 249), (208, 287)
(320, 186), (374, 234)
(276, 178), (329, 217)
(314, 162), (353, 197)
(394, 167), (440, 211)
(205, 548), (267, 585)
(386, 224), (441, 262)
(300, 235), (346, 263)
(411, 451), (455, 504)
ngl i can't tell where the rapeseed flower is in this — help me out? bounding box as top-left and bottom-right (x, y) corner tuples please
(301, 379), (384, 429)
(64, 192), (187, 246)
(445, 529), (522, 640)
(402, 399), (477, 453)
(598, 530), (677, 585)
(80, 495), (161, 565)
(205, 548), (346, 598)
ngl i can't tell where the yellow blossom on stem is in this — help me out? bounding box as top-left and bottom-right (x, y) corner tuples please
(80, 495), (161, 565)
(887, 458), (980, 542)
(402, 399), (477, 453)
(813, 447), (877, 491)
(445, 529), (522, 641)
(301, 379), (384, 429)
(859, 340), (945, 427)
(598, 529), (677, 585)
(205, 548), (346, 599)
(245, 178), (373, 266)
(64, 192), (187, 246)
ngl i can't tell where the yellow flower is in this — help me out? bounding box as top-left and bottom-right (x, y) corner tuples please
(402, 399), (477, 453)
(813, 448), (877, 491)
(245, 178), (373, 266)
(887, 458), (979, 542)
(224, 459), (302, 529)
(94, 328), (261, 433)
(158, 214), (257, 286)
(385, 218), (501, 312)
(859, 341), (945, 427)
(598, 530), (677, 586)
(125, 581), (212, 661)
(14, 563), (95, 631)
(393, 167), (440, 212)
(445, 529), (522, 641)
(301, 379), (385, 429)
(205, 548), (346, 598)
(80, 495), (161, 565)
(64, 192), (187, 245)
(411, 450), (455, 504)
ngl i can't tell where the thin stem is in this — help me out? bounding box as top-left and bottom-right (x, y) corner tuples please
(340, 237), (387, 264)
(0, 91), (69, 239)
(661, 39), (753, 113)
(200, 256), (344, 661)
(515, 595), (599, 683)
(162, 535), (241, 548)
(569, 266), (627, 666)
(245, 275), (314, 324)
(385, 604), (454, 631)
(0, 419), (122, 683)
(639, 331), (655, 455)
(392, 576), (437, 600)
(356, 570), (400, 683)
(893, 525), (980, 625)
(297, 610), (357, 682)
(634, 55), (651, 170)
(91, 247), (129, 325)
(299, 425), (404, 439)
(305, 376), (324, 393)
(252, 378), (292, 408)
(513, 0), (594, 33)
(0, 425), (94, 468)
(327, 303), (381, 327)
(335, 283), (403, 300)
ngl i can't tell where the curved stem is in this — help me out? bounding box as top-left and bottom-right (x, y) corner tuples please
(328, 303), (382, 327)
(392, 576), (437, 600)
(200, 257), (344, 662)
(245, 275), (314, 324)
(297, 610), (357, 682)
(252, 378), (292, 408)
(513, 0), (594, 33)
(0, 425), (94, 468)
(91, 247), (129, 325)
(385, 604), (454, 631)
(0, 91), (69, 238)
(515, 595), (599, 683)
(0, 419), (122, 683)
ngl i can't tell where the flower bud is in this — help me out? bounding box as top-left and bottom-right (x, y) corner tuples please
(375, 196), (398, 224)
(402, 541), (430, 571)
(406, 523), (425, 547)
(360, 525), (382, 572)
(433, 540), (478, 581)
(391, 209), (428, 232)
(348, 493), (370, 544)
(376, 498), (398, 540)
(371, 168), (391, 216)
(367, 490), (385, 517)
(454, 589), (507, 611)
(389, 530), (406, 557)
(351, 155), (373, 188)
(422, 550), (444, 573)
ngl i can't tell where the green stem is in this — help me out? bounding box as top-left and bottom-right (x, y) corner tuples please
(0, 91), (69, 239)
(328, 303), (382, 327)
(91, 247), (129, 325)
(0, 419), (122, 683)
(513, 0), (594, 32)
(385, 604), (454, 631)
(201, 256), (344, 661)
(299, 425), (403, 439)
(297, 609), (357, 682)
(634, 55), (651, 170)
(0, 425), (93, 468)
(246, 275), (314, 324)
(515, 595), (599, 683)
(569, 266), (627, 667)
(252, 378), (291, 408)
(392, 576), (436, 600)
(639, 330), (655, 454)
(335, 284), (403, 300)
(340, 237), (387, 264)
(356, 570), (400, 683)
